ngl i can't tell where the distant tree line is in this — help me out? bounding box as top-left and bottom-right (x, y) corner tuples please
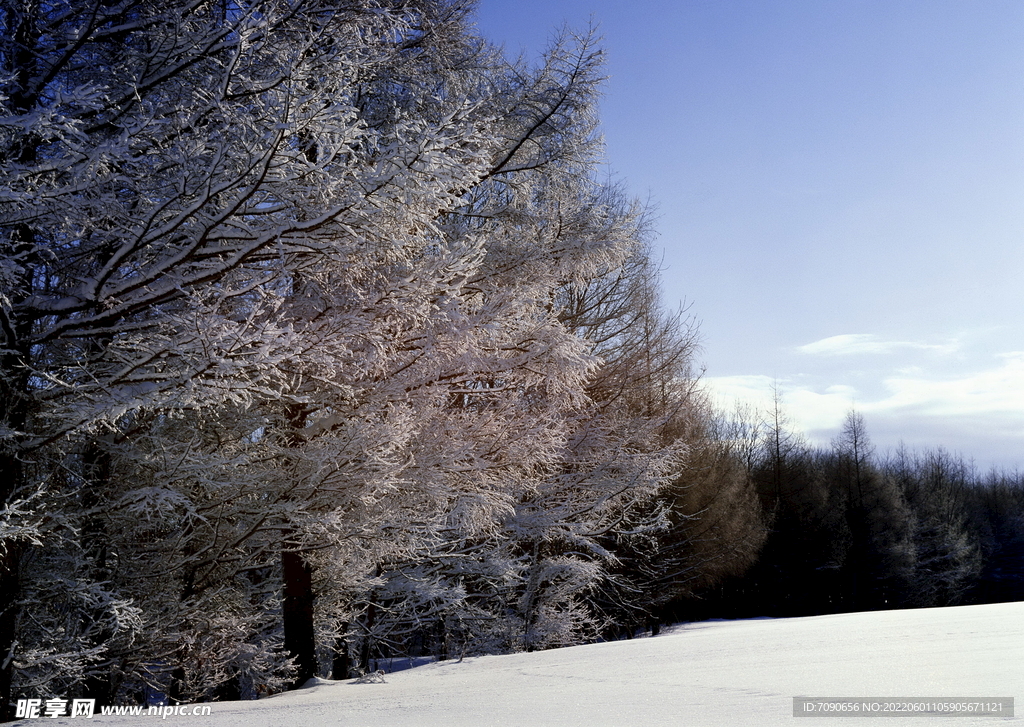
(643, 401), (1024, 626)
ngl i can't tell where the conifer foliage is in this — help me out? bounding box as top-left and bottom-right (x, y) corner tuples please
(0, 0), (720, 715)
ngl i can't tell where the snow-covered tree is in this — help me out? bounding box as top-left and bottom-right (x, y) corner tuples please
(887, 448), (982, 606)
(317, 33), (693, 664)
(0, 0), (496, 709)
(1, 0), (704, 710)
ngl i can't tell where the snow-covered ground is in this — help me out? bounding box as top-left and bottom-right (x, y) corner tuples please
(34, 601), (1022, 726)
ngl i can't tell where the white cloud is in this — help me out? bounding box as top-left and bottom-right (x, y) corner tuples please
(703, 352), (1024, 459)
(703, 375), (855, 433)
(796, 333), (957, 357)
(871, 351), (1024, 417)
(702, 374), (776, 411)
(788, 385), (858, 430)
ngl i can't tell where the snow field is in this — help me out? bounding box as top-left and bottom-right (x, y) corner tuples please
(34, 601), (1022, 727)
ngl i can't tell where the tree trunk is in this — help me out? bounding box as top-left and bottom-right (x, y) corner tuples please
(359, 601), (377, 674)
(331, 629), (350, 680)
(279, 401), (318, 690)
(282, 550), (317, 688)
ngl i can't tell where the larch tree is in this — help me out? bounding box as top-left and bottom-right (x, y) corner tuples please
(331, 34), (693, 661)
(830, 411), (916, 609)
(1, 0), (707, 713)
(0, 0), (493, 710)
(552, 222), (764, 636)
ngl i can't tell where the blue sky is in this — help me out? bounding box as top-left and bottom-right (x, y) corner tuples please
(473, 1), (1024, 470)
